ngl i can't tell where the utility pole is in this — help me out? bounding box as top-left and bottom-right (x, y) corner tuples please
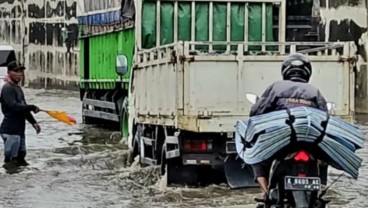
(366, 0), (368, 64)
(20, 0), (27, 86)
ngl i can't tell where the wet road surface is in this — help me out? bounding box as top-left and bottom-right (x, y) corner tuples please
(0, 89), (366, 208)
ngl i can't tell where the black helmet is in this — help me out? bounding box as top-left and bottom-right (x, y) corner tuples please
(281, 53), (312, 82)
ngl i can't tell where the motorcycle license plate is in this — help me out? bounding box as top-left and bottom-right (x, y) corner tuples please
(284, 176), (321, 191)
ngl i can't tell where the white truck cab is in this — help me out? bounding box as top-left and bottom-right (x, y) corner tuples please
(0, 45), (15, 91)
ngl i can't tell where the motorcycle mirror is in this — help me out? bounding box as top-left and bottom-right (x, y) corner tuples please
(327, 102), (336, 111)
(246, 93), (259, 104)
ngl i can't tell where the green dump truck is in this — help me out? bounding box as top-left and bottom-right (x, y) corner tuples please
(76, 0), (356, 187)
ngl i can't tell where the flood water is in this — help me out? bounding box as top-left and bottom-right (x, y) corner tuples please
(0, 89), (366, 208)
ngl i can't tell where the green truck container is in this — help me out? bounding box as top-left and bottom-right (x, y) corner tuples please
(141, 2), (275, 49)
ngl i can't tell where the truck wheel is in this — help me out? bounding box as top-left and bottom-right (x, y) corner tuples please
(161, 146), (198, 186)
(197, 166), (226, 185)
(83, 115), (96, 125)
(132, 138), (139, 159)
(118, 97), (129, 140)
(160, 144), (166, 176)
(167, 159), (198, 186)
(132, 125), (142, 158)
(120, 110), (129, 139)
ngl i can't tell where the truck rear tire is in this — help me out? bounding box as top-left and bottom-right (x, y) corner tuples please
(166, 158), (198, 186)
(83, 115), (98, 125)
(161, 146), (198, 186)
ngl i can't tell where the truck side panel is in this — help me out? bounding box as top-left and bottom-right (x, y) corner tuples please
(134, 47), (178, 124)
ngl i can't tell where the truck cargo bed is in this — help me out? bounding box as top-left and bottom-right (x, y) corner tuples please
(132, 41), (356, 132)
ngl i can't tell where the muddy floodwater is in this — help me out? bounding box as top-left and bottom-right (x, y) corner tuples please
(0, 89), (366, 208)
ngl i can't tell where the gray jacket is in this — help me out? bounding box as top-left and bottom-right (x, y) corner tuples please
(249, 79), (328, 116)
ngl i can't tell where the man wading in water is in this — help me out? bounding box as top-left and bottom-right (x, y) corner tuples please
(0, 61), (41, 170)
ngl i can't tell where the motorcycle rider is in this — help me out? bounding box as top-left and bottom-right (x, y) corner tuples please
(249, 53), (328, 197)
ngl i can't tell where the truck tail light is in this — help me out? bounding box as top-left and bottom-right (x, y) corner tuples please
(183, 139), (212, 153)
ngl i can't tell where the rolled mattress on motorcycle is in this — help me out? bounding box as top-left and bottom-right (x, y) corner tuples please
(235, 106), (365, 179)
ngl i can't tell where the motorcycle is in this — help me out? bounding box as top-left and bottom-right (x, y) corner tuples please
(245, 93), (335, 208)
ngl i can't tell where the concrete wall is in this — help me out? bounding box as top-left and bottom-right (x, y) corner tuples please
(314, 0), (368, 113)
(0, 0), (79, 90)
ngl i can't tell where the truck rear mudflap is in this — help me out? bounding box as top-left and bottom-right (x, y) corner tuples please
(224, 154), (258, 189)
